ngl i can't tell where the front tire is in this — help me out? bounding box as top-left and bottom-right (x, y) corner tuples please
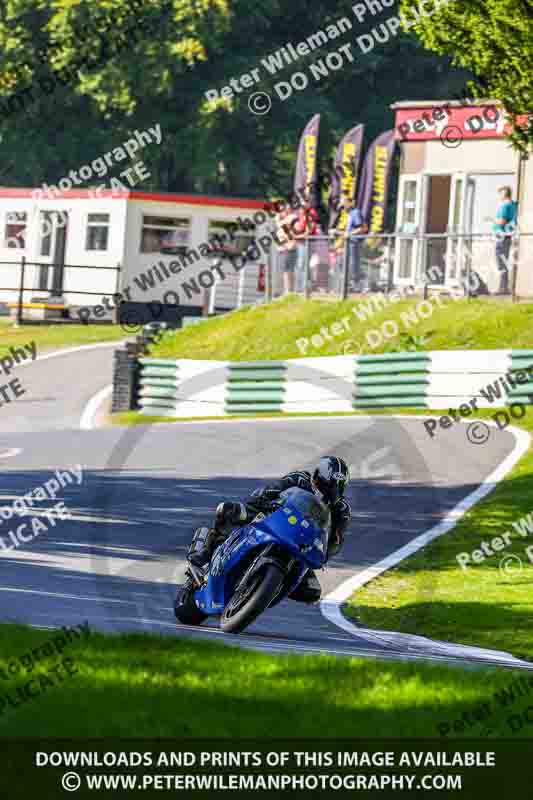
(220, 564), (283, 634)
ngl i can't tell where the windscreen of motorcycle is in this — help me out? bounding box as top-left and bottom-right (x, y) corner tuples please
(276, 487), (331, 557)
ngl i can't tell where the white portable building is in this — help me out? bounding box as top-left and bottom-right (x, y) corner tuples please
(0, 188), (272, 319)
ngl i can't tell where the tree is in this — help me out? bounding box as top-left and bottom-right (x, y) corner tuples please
(0, 0), (231, 189)
(0, 0), (471, 195)
(400, 0), (533, 154)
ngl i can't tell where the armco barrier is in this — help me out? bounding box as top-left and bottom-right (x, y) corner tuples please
(138, 359), (180, 415)
(354, 352), (431, 408)
(507, 350), (533, 404)
(135, 350), (533, 417)
(226, 362), (287, 414)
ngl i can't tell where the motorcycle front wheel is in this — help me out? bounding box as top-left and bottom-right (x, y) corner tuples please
(220, 564), (283, 634)
(174, 584), (208, 626)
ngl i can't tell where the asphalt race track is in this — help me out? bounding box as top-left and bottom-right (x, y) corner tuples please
(0, 344), (531, 670)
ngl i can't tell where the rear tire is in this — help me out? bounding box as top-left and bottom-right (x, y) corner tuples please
(220, 564), (283, 634)
(174, 586), (207, 626)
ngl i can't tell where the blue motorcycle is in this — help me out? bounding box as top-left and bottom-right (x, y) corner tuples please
(174, 488), (330, 634)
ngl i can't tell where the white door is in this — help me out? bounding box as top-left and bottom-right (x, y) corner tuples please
(36, 210), (67, 294)
(394, 175), (424, 285)
(444, 173), (468, 284)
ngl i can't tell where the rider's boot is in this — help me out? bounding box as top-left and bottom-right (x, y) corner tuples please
(188, 504), (248, 567)
(188, 526), (219, 567)
(175, 572), (195, 610)
(288, 570), (322, 604)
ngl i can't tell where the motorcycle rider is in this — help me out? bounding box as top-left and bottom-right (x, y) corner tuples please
(185, 456), (351, 604)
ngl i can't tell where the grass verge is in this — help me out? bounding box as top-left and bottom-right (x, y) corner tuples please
(110, 410), (362, 426)
(0, 623), (529, 738)
(0, 319), (125, 359)
(346, 406), (533, 662)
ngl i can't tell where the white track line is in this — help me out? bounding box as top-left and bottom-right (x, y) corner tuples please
(321, 419), (532, 667)
(80, 385), (113, 430)
(0, 448), (21, 459)
(19, 339), (121, 369)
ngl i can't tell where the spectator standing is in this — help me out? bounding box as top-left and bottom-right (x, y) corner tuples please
(309, 222), (329, 291)
(346, 202), (368, 292)
(491, 186), (518, 294)
(275, 206), (298, 294)
(274, 207), (288, 291)
(329, 198), (349, 294)
(293, 198), (319, 293)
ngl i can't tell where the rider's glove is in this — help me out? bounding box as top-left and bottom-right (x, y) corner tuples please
(248, 487), (281, 511)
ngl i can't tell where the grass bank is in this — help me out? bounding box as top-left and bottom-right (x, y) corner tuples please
(346, 406), (533, 662)
(149, 295), (533, 361)
(0, 623), (528, 738)
(0, 319), (125, 359)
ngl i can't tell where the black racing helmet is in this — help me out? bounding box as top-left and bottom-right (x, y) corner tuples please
(312, 456), (350, 504)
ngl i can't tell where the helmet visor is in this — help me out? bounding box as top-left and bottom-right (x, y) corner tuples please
(316, 473), (347, 503)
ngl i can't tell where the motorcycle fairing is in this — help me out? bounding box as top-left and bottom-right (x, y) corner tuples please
(193, 504), (326, 616)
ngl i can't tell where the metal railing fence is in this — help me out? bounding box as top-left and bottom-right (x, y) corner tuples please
(266, 231), (532, 301)
(0, 256), (121, 323)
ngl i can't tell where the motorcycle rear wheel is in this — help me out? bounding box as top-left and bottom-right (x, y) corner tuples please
(220, 564), (283, 634)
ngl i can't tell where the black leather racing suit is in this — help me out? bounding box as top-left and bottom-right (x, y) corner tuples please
(188, 470), (351, 603)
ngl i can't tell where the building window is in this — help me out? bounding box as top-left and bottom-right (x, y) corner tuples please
(208, 220), (256, 256)
(5, 212), (27, 249)
(141, 216), (190, 254)
(86, 213), (110, 251)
